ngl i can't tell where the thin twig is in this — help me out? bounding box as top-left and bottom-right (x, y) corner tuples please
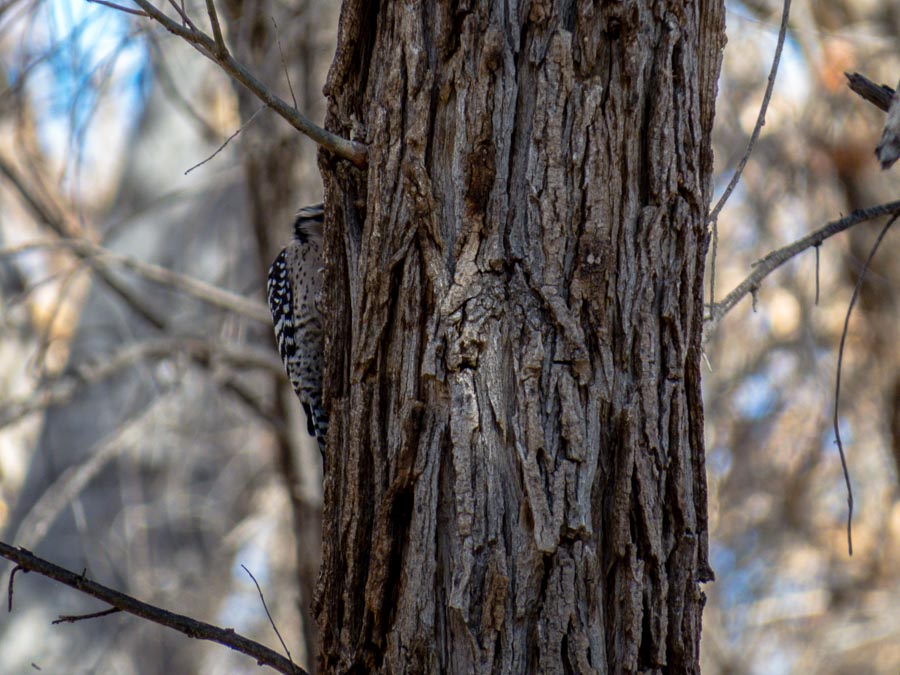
(85, 0), (147, 16)
(126, 0), (367, 166)
(832, 214), (898, 557)
(185, 105), (265, 175)
(271, 17), (298, 110)
(0, 542), (307, 675)
(241, 565), (294, 668)
(205, 0), (228, 57)
(8, 566), (26, 610)
(166, 0), (198, 31)
(53, 608), (122, 624)
(705, 199), (900, 335)
(707, 0), (793, 307)
(814, 244), (820, 305)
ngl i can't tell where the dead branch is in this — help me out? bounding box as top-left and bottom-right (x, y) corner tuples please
(204, 0), (227, 57)
(705, 200), (900, 333)
(0, 541), (307, 675)
(271, 17), (298, 110)
(845, 72), (893, 113)
(87, 0), (147, 16)
(844, 72), (900, 169)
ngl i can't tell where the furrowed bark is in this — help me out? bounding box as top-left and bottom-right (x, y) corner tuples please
(317, 1), (725, 672)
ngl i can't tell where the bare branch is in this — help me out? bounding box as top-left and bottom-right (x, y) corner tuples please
(0, 542), (308, 675)
(86, 0), (147, 17)
(8, 566), (24, 611)
(271, 17), (298, 110)
(707, 0), (792, 306)
(0, 336), (283, 431)
(0, 153), (168, 329)
(205, 0), (227, 57)
(166, 0), (199, 31)
(78, 238), (270, 322)
(814, 244), (820, 305)
(146, 33), (222, 138)
(705, 200), (900, 334)
(126, 0), (367, 166)
(833, 214), (898, 556)
(1, 238), (270, 324)
(10, 395), (171, 551)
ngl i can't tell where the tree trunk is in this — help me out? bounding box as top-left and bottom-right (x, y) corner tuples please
(317, 1), (725, 672)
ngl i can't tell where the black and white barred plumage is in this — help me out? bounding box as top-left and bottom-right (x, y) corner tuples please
(267, 203), (327, 453)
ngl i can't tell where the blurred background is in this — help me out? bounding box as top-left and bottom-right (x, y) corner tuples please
(0, 1), (897, 673)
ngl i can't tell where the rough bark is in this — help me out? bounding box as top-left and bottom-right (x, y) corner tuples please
(317, 1), (725, 672)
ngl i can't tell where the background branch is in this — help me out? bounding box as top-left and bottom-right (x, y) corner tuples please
(1, 239), (270, 323)
(0, 152), (169, 329)
(123, 0), (367, 166)
(705, 200), (900, 334)
(9, 395), (172, 550)
(0, 542), (307, 675)
(0, 337), (283, 430)
(0, 150), (282, 431)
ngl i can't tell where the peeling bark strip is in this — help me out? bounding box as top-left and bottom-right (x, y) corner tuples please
(317, 1), (725, 672)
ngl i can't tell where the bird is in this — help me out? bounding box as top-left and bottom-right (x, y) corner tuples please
(266, 203), (327, 454)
